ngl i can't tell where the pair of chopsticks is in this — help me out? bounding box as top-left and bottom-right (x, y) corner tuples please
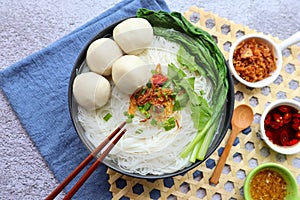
(46, 122), (127, 200)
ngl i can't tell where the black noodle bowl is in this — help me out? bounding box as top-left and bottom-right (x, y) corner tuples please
(68, 18), (235, 179)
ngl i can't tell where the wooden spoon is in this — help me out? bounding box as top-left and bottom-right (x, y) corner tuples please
(210, 104), (254, 185)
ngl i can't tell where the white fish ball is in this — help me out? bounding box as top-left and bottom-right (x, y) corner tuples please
(73, 72), (111, 110)
(113, 18), (153, 55)
(112, 55), (153, 94)
(86, 38), (123, 76)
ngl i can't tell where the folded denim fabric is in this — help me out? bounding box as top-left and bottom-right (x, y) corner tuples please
(0, 0), (169, 199)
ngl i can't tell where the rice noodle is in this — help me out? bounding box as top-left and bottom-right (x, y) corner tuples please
(77, 35), (213, 175)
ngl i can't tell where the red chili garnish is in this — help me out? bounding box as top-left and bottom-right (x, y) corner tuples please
(278, 105), (291, 113)
(283, 112), (292, 124)
(264, 105), (300, 147)
(293, 118), (300, 125)
(273, 113), (283, 127)
(296, 131), (300, 139)
(265, 114), (271, 125)
(152, 74), (168, 85)
(292, 123), (300, 131)
(280, 130), (289, 146)
(175, 119), (180, 129)
(293, 113), (300, 119)
(269, 122), (280, 129)
(139, 118), (148, 122)
(266, 130), (273, 140)
(288, 139), (299, 146)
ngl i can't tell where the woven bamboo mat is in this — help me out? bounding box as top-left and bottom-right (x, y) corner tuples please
(107, 6), (300, 199)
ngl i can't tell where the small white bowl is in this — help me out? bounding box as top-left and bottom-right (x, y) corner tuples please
(228, 34), (282, 88)
(260, 99), (300, 155)
(228, 32), (300, 88)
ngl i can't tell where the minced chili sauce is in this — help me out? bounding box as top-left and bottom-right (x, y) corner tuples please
(264, 105), (300, 146)
(250, 169), (287, 200)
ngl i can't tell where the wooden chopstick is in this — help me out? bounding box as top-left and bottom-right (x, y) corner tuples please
(46, 122), (126, 200)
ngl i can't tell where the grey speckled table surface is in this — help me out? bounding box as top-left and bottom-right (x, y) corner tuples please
(1, 0), (299, 199)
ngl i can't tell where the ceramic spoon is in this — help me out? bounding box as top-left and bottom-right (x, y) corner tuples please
(210, 104), (254, 185)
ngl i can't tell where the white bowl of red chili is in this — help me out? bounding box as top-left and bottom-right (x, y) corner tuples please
(244, 163), (299, 200)
(228, 33), (282, 88)
(260, 99), (300, 155)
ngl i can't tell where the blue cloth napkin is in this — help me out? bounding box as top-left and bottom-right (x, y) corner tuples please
(0, 0), (169, 199)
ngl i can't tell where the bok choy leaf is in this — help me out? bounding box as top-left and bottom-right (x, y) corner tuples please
(137, 9), (229, 162)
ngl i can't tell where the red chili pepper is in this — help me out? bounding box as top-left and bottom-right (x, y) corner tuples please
(264, 114), (271, 125)
(283, 112), (292, 124)
(292, 123), (300, 131)
(269, 122), (280, 129)
(296, 131), (300, 139)
(288, 139), (299, 146)
(293, 113), (300, 119)
(152, 74), (168, 85)
(280, 130), (289, 146)
(265, 130), (273, 140)
(273, 113), (283, 125)
(278, 105), (291, 113)
(293, 118), (300, 125)
(266, 106), (300, 146)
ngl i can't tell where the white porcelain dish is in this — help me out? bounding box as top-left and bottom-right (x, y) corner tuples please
(260, 99), (300, 155)
(228, 32), (300, 88)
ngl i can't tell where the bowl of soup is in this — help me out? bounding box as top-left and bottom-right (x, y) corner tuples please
(68, 9), (235, 179)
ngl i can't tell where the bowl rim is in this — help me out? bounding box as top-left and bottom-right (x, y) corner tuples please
(244, 162), (299, 200)
(228, 33), (282, 88)
(68, 17), (235, 179)
(260, 99), (300, 155)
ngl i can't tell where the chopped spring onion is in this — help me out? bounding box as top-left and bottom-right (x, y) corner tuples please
(103, 113), (112, 121)
(124, 111), (134, 123)
(135, 129), (143, 134)
(162, 117), (176, 131)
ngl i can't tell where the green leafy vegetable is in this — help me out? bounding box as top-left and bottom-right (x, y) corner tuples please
(190, 96), (212, 131)
(178, 78), (198, 106)
(167, 62), (212, 133)
(173, 93), (189, 111)
(137, 9), (229, 162)
(167, 63), (186, 80)
(151, 119), (158, 126)
(177, 46), (201, 74)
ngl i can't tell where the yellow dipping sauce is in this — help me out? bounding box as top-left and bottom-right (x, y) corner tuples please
(250, 169), (287, 200)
